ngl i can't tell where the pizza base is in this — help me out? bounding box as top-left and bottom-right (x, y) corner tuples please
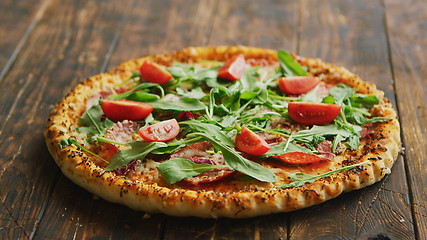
(45, 46), (400, 218)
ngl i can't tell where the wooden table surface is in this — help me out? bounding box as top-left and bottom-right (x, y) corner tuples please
(0, 0), (426, 239)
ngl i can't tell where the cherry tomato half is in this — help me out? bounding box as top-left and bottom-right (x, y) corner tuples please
(138, 119), (180, 142)
(273, 152), (329, 165)
(139, 60), (173, 84)
(278, 76), (320, 95)
(288, 102), (341, 125)
(101, 99), (153, 122)
(218, 54), (246, 81)
(235, 127), (271, 156)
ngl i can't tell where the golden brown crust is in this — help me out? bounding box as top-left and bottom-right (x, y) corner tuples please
(45, 46), (400, 218)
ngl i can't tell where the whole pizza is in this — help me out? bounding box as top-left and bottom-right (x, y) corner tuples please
(45, 46), (400, 218)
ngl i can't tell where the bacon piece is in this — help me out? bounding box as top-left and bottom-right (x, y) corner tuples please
(316, 140), (334, 161)
(360, 122), (374, 138)
(86, 87), (130, 109)
(315, 83), (334, 99)
(171, 142), (224, 164)
(114, 160), (140, 176)
(105, 120), (140, 143)
(183, 168), (235, 185)
(189, 157), (216, 165)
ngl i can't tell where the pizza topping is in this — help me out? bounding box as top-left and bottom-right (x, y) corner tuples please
(101, 99), (153, 122)
(176, 111), (194, 121)
(288, 102), (342, 125)
(360, 122), (374, 138)
(105, 120), (140, 143)
(139, 60), (173, 84)
(138, 119), (180, 142)
(236, 127), (271, 156)
(114, 159), (140, 176)
(156, 158), (228, 184)
(73, 49), (390, 187)
(272, 152), (329, 165)
(278, 76), (320, 95)
(315, 140), (335, 161)
(183, 168), (235, 185)
(218, 54), (246, 81)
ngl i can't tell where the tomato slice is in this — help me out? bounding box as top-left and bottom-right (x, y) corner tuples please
(101, 99), (153, 122)
(218, 54), (246, 81)
(183, 168), (235, 185)
(235, 127), (271, 156)
(278, 76), (320, 95)
(138, 119), (179, 142)
(288, 102), (341, 125)
(139, 60), (173, 84)
(273, 152), (329, 165)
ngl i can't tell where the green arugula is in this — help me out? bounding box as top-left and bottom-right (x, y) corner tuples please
(149, 98), (206, 111)
(109, 82), (165, 100)
(277, 50), (307, 77)
(261, 141), (312, 158)
(105, 141), (168, 171)
(190, 133), (277, 182)
(180, 120), (235, 147)
(77, 104), (114, 142)
(276, 160), (370, 188)
(59, 138), (108, 163)
(156, 158), (227, 184)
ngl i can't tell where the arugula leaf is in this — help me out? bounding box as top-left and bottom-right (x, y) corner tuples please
(276, 160), (370, 188)
(109, 82), (165, 100)
(329, 84), (355, 105)
(156, 158), (227, 184)
(77, 104), (114, 140)
(59, 138), (108, 163)
(277, 50), (307, 77)
(176, 87), (206, 99)
(180, 120), (235, 147)
(191, 133), (277, 182)
(126, 91), (160, 102)
(350, 94), (380, 108)
(105, 141), (167, 171)
(261, 141), (312, 158)
(149, 98), (206, 111)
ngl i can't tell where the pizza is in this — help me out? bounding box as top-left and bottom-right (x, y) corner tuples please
(45, 46), (400, 218)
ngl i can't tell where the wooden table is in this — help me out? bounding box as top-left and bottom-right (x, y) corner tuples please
(0, 0), (425, 239)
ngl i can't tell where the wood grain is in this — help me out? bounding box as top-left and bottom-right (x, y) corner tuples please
(109, 0), (220, 68)
(0, 0), (135, 238)
(289, 0), (415, 239)
(0, 0), (51, 82)
(0, 0), (423, 239)
(385, 0), (427, 238)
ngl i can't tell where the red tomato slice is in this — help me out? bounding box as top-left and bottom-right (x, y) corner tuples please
(138, 119), (179, 142)
(235, 127), (271, 156)
(101, 99), (153, 122)
(278, 76), (320, 95)
(288, 102), (341, 125)
(273, 152), (329, 165)
(139, 60), (173, 84)
(183, 168), (235, 185)
(218, 54), (246, 81)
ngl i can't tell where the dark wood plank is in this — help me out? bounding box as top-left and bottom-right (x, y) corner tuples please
(289, 0), (415, 239)
(0, 0), (51, 81)
(0, 0), (160, 239)
(384, 0), (427, 238)
(162, 1), (298, 239)
(109, 0), (220, 68)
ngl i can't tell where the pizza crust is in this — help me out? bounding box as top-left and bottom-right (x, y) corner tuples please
(45, 46), (400, 218)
